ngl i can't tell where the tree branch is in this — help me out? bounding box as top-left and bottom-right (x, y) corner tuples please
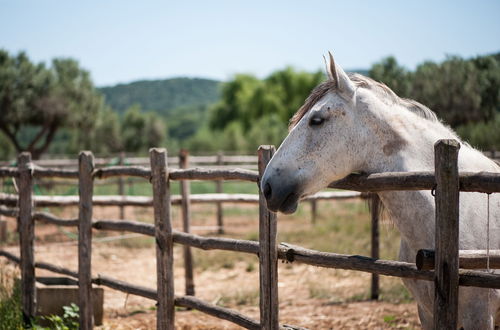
(26, 125), (50, 151)
(0, 123), (22, 152)
(31, 122), (59, 159)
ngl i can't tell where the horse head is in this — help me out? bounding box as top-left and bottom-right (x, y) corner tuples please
(261, 53), (385, 213)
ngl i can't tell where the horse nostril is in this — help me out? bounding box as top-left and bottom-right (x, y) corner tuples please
(263, 182), (272, 200)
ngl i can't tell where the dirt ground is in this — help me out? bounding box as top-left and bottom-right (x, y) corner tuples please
(0, 202), (421, 329)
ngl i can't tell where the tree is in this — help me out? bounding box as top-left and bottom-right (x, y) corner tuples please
(208, 67), (324, 133)
(368, 56), (411, 97)
(121, 105), (167, 153)
(370, 54), (500, 127)
(0, 50), (104, 159)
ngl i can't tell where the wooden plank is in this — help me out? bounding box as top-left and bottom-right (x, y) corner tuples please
(150, 148), (175, 329)
(370, 194), (380, 300)
(78, 151), (95, 330)
(93, 166), (151, 179)
(433, 139), (460, 329)
(0, 167), (19, 178)
(417, 249), (500, 270)
(329, 171), (500, 193)
(179, 150), (195, 296)
(169, 168), (259, 182)
(258, 145), (279, 329)
(17, 152), (36, 322)
(216, 152), (224, 234)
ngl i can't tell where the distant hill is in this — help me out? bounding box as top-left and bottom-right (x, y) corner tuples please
(99, 77), (221, 116)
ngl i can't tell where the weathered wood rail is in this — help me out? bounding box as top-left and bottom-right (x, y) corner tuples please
(0, 141), (499, 329)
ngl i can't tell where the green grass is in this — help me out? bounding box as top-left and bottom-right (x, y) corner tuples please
(31, 178), (259, 196)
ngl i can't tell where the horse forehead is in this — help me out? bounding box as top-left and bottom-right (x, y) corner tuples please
(311, 93), (345, 112)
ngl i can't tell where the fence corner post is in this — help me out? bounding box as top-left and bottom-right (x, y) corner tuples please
(78, 151), (95, 330)
(18, 152), (36, 323)
(258, 145), (279, 329)
(433, 139), (460, 329)
(150, 148), (175, 329)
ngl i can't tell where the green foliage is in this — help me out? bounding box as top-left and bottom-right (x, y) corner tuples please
(99, 77), (220, 115)
(202, 67), (324, 151)
(0, 49), (105, 159)
(121, 105), (166, 153)
(370, 53), (500, 128)
(369, 56), (411, 96)
(34, 303), (79, 330)
(209, 67), (324, 132)
(456, 113), (500, 150)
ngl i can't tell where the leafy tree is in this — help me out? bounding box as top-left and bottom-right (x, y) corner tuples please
(368, 56), (411, 97)
(208, 67), (324, 133)
(208, 74), (261, 131)
(412, 57), (484, 126)
(456, 113), (500, 150)
(121, 105), (166, 153)
(370, 54), (499, 127)
(92, 107), (123, 154)
(0, 50), (104, 159)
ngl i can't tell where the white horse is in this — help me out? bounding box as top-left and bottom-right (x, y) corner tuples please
(261, 52), (500, 329)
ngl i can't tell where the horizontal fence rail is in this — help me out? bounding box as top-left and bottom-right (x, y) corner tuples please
(3, 167), (499, 193)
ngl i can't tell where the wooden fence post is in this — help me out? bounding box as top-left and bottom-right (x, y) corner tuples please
(258, 145), (279, 329)
(216, 152), (224, 234)
(180, 150), (195, 296)
(118, 152), (125, 219)
(310, 200), (317, 224)
(78, 151), (95, 330)
(370, 193), (380, 300)
(18, 152), (36, 322)
(150, 148), (175, 329)
(434, 139), (460, 329)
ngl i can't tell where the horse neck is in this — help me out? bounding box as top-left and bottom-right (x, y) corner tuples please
(362, 108), (458, 251)
(359, 103), (499, 253)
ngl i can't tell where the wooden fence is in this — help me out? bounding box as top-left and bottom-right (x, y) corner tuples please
(0, 151), (330, 228)
(0, 141), (499, 329)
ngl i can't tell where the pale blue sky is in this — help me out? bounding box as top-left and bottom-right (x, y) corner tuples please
(1, 1), (499, 86)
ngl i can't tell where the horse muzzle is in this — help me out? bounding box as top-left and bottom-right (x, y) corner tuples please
(260, 171), (301, 214)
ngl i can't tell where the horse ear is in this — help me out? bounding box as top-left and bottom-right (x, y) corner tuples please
(326, 51), (356, 98)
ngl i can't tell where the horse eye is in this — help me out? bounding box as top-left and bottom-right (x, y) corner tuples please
(309, 116), (325, 126)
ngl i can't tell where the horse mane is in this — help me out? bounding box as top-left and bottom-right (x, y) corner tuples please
(289, 73), (439, 129)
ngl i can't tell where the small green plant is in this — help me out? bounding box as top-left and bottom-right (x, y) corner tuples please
(33, 303), (79, 330)
(383, 314), (397, 326)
